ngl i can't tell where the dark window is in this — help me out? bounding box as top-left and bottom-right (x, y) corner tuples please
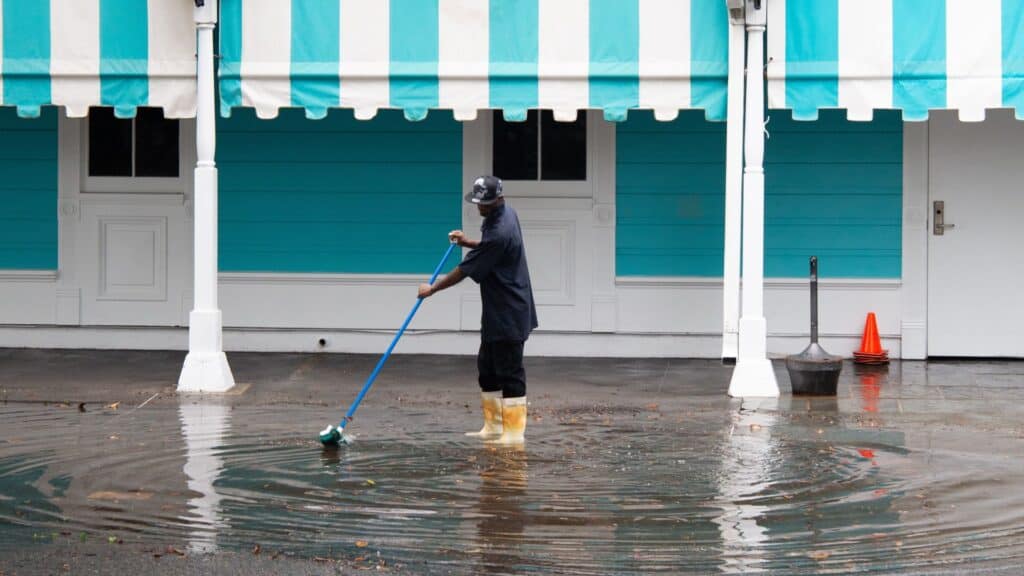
(541, 111), (587, 180)
(492, 110), (586, 181)
(493, 110), (539, 180)
(88, 108), (132, 177)
(89, 107), (179, 178)
(135, 108), (179, 177)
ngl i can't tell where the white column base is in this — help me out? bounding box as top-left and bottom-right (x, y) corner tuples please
(178, 351), (235, 393)
(178, 309), (235, 393)
(728, 358), (779, 398)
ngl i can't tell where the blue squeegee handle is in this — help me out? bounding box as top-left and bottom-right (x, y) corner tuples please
(336, 241), (459, 431)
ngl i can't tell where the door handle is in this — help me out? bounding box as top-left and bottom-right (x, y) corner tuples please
(933, 201), (954, 235)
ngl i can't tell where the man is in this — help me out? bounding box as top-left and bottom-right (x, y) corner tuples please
(418, 175), (538, 445)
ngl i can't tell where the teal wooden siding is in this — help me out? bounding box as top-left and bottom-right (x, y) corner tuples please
(218, 109), (462, 273)
(0, 107), (57, 269)
(616, 109), (902, 278)
(765, 110), (902, 277)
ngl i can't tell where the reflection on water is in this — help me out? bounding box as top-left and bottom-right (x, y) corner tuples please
(713, 398), (778, 574)
(1, 386), (1023, 574)
(475, 447), (528, 575)
(178, 399), (230, 553)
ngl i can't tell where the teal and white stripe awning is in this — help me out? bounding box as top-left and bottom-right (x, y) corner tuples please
(219, 0), (729, 122)
(767, 0), (1024, 121)
(0, 1), (196, 119)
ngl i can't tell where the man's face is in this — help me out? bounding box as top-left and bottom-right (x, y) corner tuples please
(477, 203), (495, 217)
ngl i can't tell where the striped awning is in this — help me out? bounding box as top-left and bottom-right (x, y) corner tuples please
(0, 1), (196, 119)
(768, 0), (1024, 122)
(219, 0), (729, 122)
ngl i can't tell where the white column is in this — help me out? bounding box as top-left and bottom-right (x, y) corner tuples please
(179, 0), (235, 393)
(728, 0), (778, 397)
(721, 19), (745, 361)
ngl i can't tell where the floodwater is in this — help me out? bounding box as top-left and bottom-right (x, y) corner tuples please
(2, 359), (1024, 574)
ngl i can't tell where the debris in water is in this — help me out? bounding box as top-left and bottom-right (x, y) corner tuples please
(858, 448), (876, 459)
(166, 545), (185, 556)
(78, 403), (86, 413)
(807, 550), (831, 561)
(252, 544), (261, 555)
(356, 540), (369, 548)
(365, 479), (376, 487)
(88, 490), (152, 502)
(106, 402), (120, 410)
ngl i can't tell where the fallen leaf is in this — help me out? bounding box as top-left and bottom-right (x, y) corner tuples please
(807, 551), (831, 561)
(166, 545), (185, 556)
(364, 479), (376, 486)
(107, 402), (120, 410)
(88, 491), (152, 502)
(858, 449), (876, 459)
(252, 544), (261, 555)
(356, 540), (369, 548)
(645, 403), (659, 411)
(749, 423), (762, 432)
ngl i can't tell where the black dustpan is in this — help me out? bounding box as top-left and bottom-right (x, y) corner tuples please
(786, 256), (842, 395)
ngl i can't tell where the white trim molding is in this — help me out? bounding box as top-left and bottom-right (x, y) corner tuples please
(0, 270), (59, 282)
(901, 120), (929, 359)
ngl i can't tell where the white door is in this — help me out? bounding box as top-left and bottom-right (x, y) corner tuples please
(927, 110), (1024, 357)
(461, 110), (615, 333)
(76, 112), (192, 326)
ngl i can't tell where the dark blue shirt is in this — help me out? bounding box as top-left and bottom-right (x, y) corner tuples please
(458, 205), (538, 342)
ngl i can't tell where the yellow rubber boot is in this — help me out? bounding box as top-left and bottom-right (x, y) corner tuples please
(466, 391), (503, 438)
(486, 396), (526, 446)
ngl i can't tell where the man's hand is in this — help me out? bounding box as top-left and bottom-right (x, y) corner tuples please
(449, 230), (479, 249)
(448, 230), (467, 247)
(418, 283), (433, 299)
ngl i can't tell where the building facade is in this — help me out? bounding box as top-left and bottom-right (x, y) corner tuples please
(0, 1), (1022, 391)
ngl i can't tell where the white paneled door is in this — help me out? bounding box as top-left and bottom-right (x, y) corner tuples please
(460, 111), (615, 334)
(78, 196), (189, 326)
(927, 110), (1024, 357)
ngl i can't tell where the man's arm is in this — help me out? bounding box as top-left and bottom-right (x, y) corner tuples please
(418, 266), (467, 299)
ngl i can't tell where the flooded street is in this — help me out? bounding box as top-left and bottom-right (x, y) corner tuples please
(1, 351), (1023, 574)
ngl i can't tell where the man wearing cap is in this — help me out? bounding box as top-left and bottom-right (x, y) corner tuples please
(418, 175), (538, 446)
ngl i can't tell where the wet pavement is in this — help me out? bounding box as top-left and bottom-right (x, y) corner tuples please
(1, 349), (1023, 575)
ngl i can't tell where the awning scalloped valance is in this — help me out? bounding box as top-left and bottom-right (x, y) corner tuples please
(218, 0), (730, 123)
(0, 0), (196, 119)
(768, 0), (1024, 122)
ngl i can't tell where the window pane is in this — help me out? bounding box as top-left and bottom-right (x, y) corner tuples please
(492, 110), (538, 181)
(135, 107), (180, 177)
(541, 110), (587, 181)
(88, 107), (132, 177)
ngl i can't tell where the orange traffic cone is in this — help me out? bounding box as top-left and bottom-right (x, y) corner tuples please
(854, 313), (889, 364)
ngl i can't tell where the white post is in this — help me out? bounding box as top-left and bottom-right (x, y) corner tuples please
(179, 0), (235, 393)
(728, 0), (779, 397)
(721, 18), (746, 361)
